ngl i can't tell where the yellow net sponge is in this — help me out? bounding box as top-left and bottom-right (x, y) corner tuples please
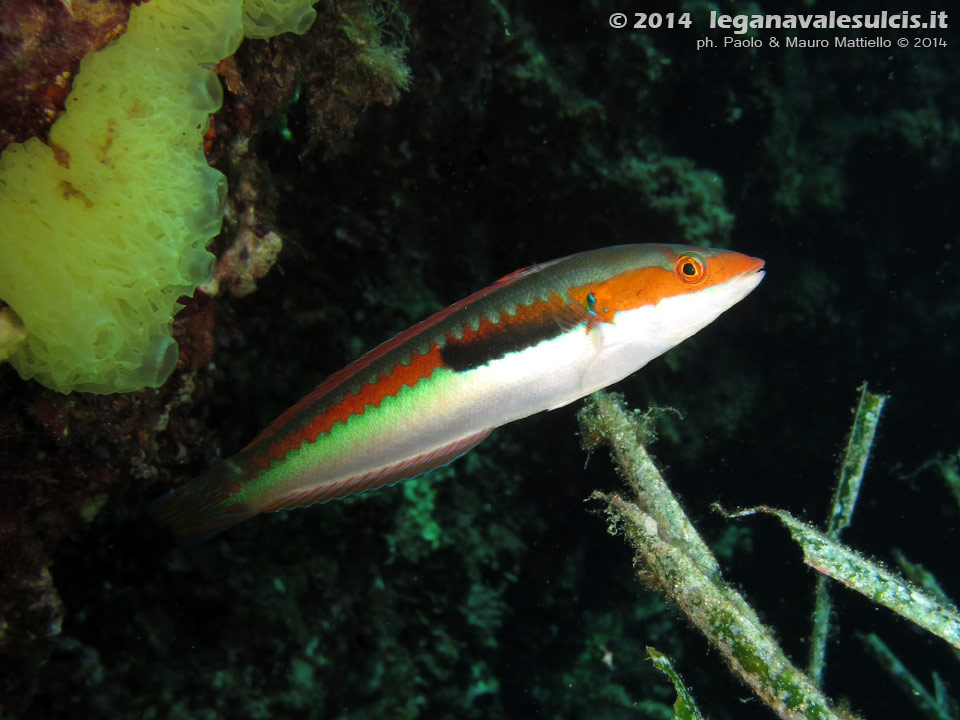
(0, 0), (314, 393)
(243, 0), (318, 39)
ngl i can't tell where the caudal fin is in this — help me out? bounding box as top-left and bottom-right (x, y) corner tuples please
(147, 460), (255, 545)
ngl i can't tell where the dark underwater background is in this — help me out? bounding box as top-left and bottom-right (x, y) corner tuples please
(1, 0), (958, 718)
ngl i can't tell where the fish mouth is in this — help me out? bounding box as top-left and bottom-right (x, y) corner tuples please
(717, 262), (764, 305)
(741, 256), (766, 285)
(740, 267), (765, 293)
(708, 251), (765, 288)
(745, 255), (766, 275)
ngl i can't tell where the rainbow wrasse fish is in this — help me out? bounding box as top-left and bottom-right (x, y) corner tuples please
(149, 244), (764, 542)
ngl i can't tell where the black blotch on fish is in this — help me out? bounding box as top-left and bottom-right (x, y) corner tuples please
(441, 299), (586, 372)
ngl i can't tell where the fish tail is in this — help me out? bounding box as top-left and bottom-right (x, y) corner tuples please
(147, 460), (255, 545)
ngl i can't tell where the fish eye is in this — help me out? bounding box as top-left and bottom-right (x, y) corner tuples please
(675, 254), (705, 283)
